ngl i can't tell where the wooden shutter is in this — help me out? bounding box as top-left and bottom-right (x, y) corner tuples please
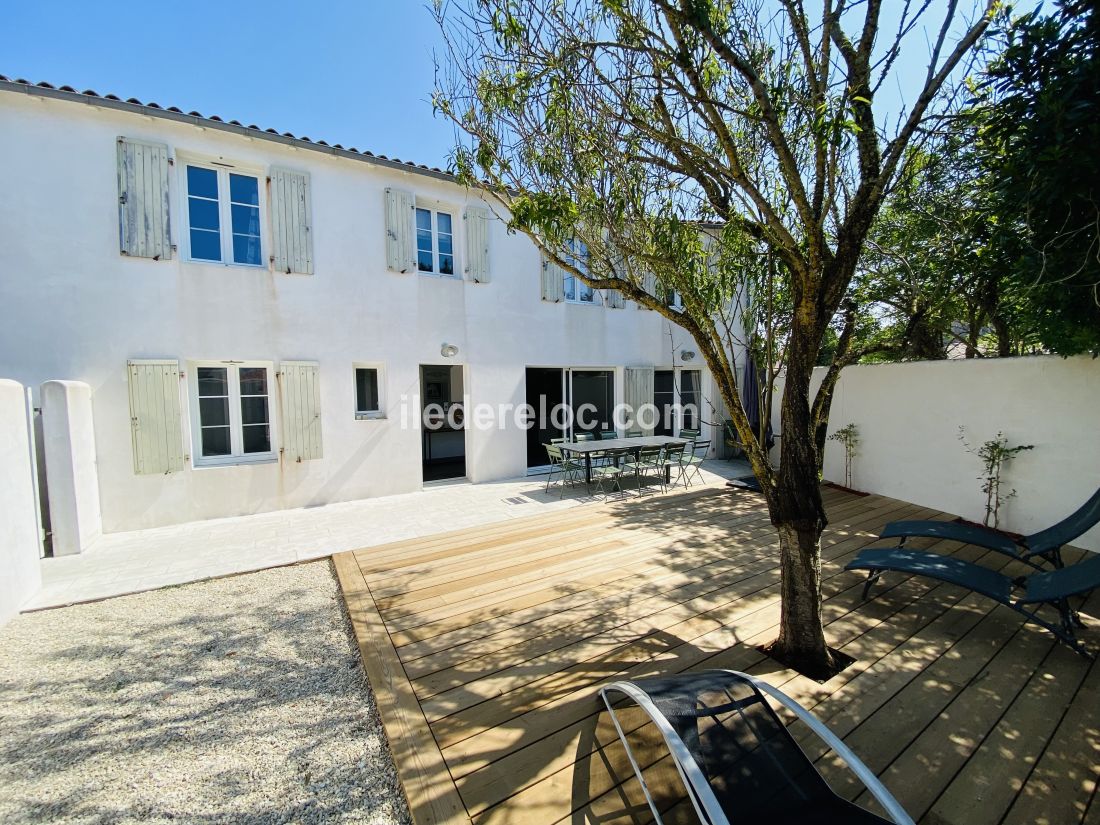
(464, 206), (491, 283)
(278, 361), (323, 462)
(540, 254), (566, 302)
(605, 289), (625, 308)
(270, 168), (313, 274)
(126, 360), (184, 474)
(624, 366), (655, 435)
(384, 187), (416, 273)
(117, 138), (172, 260)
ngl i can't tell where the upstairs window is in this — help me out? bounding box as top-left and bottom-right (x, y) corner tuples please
(191, 362), (274, 466)
(185, 164), (263, 266)
(666, 289), (683, 310)
(563, 239), (599, 304)
(416, 207), (455, 276)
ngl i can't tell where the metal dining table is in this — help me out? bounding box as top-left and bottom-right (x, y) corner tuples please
(558, 435), (688, 485)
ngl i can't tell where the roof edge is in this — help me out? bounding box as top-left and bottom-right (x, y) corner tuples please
(0, 77), (461, 186)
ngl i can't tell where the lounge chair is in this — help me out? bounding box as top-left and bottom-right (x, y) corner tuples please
(599, 670), (913, 824)
(846, 548), (1100, 658)
(878, 487), (1100, 569)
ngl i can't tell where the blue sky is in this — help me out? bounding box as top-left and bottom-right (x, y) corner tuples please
(6, 1), (1028, 170)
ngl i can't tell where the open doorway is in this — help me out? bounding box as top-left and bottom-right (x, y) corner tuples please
(420, 364), (466, 482)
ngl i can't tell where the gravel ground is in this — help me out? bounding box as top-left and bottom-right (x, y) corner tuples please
(0, 560), (412, 825)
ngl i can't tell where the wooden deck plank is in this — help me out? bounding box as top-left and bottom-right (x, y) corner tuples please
(333, 553), (472, 825)
(337, 484), (1098, 825)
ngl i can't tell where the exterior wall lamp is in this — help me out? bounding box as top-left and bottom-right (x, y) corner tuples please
(441, 343), (459, 358)
(681, 350), (696, 362)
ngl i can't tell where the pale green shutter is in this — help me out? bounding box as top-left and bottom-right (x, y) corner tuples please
(117, 138), (172, 260)
(278, 361), (323, 462)
(270, 168), (313, 274)
(541, 254), (566, 302)
(606, 289), (625, 308)
(384, 187), (416, 273)
(127, 360), (184, 474)
(624, 366), (655, 435)
(464, 206), (491, 282)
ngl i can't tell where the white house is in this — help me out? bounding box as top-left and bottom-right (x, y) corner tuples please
(0, 76), (734, 550)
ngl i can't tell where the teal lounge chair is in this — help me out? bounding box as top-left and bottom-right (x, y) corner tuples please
(847, 548), (1100, 658)
(878, 487), (1100, 570)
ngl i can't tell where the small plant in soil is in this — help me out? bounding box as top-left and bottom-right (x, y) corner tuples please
(827, 423), (860, 490)
(958, 427), (1034, 528)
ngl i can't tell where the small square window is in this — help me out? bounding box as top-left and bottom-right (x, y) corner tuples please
(355, 367), (384, 418)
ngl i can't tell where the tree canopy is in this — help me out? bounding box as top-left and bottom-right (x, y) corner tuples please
(434, 0), (996, 677)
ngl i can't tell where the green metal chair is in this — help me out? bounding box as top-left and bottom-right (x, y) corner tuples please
(680, 439), (710, 487)
(592, 447), (633, 500)
(624, 445), (665, 495)
(594, 430), (620, 467)
(660, 442), (688, 490)
(678, 428), (701, 441)
(575, 432), (596, 442)
(626, 429), (644, 438)
(544, 443), (583, 498)
(722, 419), (743, 461)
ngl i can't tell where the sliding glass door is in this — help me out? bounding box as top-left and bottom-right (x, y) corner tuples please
(525, 367), (615, 468)
(653, 368), (702, 436)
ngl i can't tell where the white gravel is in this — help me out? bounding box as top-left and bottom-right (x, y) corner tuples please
(0, 560), (412, 825)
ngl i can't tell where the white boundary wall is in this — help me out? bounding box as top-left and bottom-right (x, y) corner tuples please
(772, 356), (1100, 552)
(0, 380), (42, 624)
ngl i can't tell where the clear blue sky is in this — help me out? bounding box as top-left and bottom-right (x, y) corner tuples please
(5, 1), (458, 167)
(6, 1), (1033, 170)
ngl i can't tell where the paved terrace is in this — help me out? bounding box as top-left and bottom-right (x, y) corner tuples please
(26, 460), (751, 609)
(334, 483), (1100, 825)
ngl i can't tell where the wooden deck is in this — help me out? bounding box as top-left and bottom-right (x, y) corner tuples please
(334, 483), (1100, 825)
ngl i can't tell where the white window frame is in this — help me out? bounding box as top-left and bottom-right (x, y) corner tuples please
(563, 239), (602, 306)
(187, 360), (277, 467)
(414, 200), (459, 278)
(179, 154), (267, 268)
(667, 289), (684, 311)
(354, 363), (386, 420)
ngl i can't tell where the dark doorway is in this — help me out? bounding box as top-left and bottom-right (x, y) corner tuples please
(680, 370), (700, 431)
(526, 367), (565, 468)
(654, 369), (675, 436)
(421, 365), (466, 482)
(570, 370), (614, 437)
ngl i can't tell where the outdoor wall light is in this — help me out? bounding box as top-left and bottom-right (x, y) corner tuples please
(681, 350), (696, 361)
(441, 343), (459, 358)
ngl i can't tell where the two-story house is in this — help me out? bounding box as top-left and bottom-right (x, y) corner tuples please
(0, 76), (732, 545)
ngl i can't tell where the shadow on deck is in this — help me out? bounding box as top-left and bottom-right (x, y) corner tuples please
(335, 482), (1100, 825)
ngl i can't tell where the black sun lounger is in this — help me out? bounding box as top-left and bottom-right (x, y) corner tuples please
(847, 547), (1100, 658)
(879, 487), (1100, 569)
(598, 670), (914, 825)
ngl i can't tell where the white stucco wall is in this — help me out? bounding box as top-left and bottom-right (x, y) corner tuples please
(772, 357), (1100, 551)
(41, 380), (102, 554)
(0, 91), (722, 532)
(0, 380), (42, 624)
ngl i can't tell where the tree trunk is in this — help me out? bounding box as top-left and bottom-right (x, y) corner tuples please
(764, 324), (836, 679)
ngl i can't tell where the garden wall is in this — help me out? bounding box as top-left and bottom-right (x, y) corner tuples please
(0, 379), (42, 625)
(772, 355), (1100, 552)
